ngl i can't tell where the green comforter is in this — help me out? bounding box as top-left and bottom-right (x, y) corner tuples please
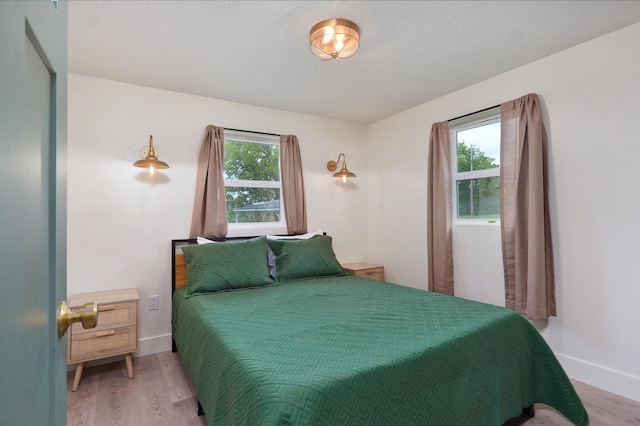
(172, 275), (588, 425)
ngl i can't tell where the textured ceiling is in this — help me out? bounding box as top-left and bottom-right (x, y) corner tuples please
(69, 1), (640, 124)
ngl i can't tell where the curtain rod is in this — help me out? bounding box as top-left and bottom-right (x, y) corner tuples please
(448, 104), (500, 123)
(225, 127), (280, 137)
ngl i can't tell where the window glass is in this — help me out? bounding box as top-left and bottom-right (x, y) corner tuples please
(225, 188), (281, 223)
(456, 122), (500, 172)
(450, 110), (501, 222)
(223, 133), (283, 226)
(224, 139), (279, 181)
(456, 177), (500, 219)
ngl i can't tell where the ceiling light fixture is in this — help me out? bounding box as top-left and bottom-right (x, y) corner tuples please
(133, 135), (169, 176)
(309, 18), (360, 61)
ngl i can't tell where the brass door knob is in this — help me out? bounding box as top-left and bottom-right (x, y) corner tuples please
(57, 301), (98, 337)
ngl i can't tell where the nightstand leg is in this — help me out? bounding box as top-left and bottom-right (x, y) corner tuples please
(125, 353), (134, 379)
(71, 363), (84, 392)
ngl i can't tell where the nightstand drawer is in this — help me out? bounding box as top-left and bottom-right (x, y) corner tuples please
(71, 301), (136, 334)
(69, 325), (137, 363)
(342, 263), (385, 281)
(352, 267), (385, 281)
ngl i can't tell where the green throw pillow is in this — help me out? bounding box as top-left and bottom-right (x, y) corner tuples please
(182, 236), (273, 297)
(267, 235), (346, 282)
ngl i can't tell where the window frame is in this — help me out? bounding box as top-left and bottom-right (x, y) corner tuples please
(223, 130), (287, 237)
(449, 108), (501, 224)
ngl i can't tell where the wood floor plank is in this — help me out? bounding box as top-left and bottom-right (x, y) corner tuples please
(572, 380), (640, 425)
(523, 379), (640, 426)
(69, 352), (640, 426)
(94, 367), (139, 426)
(67, 368), (98, 426)
(172, 396), (208, 426)
(132, 355), (181, 425)
(157, 351), (198, 403)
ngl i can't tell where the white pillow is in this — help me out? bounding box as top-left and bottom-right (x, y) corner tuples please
(197, 236), (216, 245)
(266, 229), (323, 240)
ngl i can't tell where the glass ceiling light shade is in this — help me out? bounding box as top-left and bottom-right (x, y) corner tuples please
(133, 135), (169, 176)
(327, 153), (356, 183)
(309, 18), (360, 61)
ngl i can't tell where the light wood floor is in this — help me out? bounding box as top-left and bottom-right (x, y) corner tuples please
(67, 352), (640, 425)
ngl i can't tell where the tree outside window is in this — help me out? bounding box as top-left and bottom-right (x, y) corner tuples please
(456, 142), (500, 218)
(224, 135), (283, 224)
(451, 115), (501, 221)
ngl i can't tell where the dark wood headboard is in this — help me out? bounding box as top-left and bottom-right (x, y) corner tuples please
(175, 253), (187, 290)
(172, 239), (196, 292)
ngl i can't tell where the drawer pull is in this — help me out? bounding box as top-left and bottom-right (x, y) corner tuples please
(99, 304), (116, 312)
(95, 330), (116, 338)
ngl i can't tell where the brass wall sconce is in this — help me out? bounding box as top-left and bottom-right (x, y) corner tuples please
(327, 153), (356, 182)
(133, 135), (169, 176)
(310, 18), (360, 61)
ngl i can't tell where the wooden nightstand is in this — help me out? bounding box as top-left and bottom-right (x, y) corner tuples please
(342, 263), (385, 281)
(67, 288), (139, 391)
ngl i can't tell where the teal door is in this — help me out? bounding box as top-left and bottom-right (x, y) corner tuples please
(0, 1), (68, 425)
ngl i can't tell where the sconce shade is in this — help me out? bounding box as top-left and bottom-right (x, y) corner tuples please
(133, 135), (169, 171)
(327, 153), (356, 182)
(310, 18), (360, 61)
(332, 167), (356, 180)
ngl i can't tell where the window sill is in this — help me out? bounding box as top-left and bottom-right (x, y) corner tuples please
(453, 220), (500, 226)
(226, 223), (288, 238)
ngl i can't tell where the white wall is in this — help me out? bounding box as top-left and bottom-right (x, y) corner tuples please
(67, 74), (368, 356)
(366, 22), (640, 402)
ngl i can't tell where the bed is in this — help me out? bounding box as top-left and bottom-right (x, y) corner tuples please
(171, 235), (588, 425)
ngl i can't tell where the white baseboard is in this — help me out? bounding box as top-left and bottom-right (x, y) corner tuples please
(137, 333), (173, 357)
(556, 353), (640, 403)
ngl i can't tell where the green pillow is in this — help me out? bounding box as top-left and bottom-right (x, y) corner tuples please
(182, 236), (273, 297)
(267, 235), (346, 282)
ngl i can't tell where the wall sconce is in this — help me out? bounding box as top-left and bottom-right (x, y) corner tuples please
(133, 135), (169, 176)
(327, 153), (356, 182)
(309, 18), (360, 61)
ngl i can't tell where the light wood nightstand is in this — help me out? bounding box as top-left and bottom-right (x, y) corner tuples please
(342, 263), (385, 281)
(67, 288), (139, 391)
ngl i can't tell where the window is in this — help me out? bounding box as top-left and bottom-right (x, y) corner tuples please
(450, 108), (501, 221)
(223, 130), (285, 232)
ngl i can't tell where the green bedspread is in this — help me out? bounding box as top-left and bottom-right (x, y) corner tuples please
(172, 275), (588, 425)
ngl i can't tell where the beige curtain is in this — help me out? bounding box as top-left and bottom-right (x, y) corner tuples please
(427, 121), (454, 295)
(500, 93), (556, 320)
(189, 125), (228, 238)
(280, 135), (307, 234)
